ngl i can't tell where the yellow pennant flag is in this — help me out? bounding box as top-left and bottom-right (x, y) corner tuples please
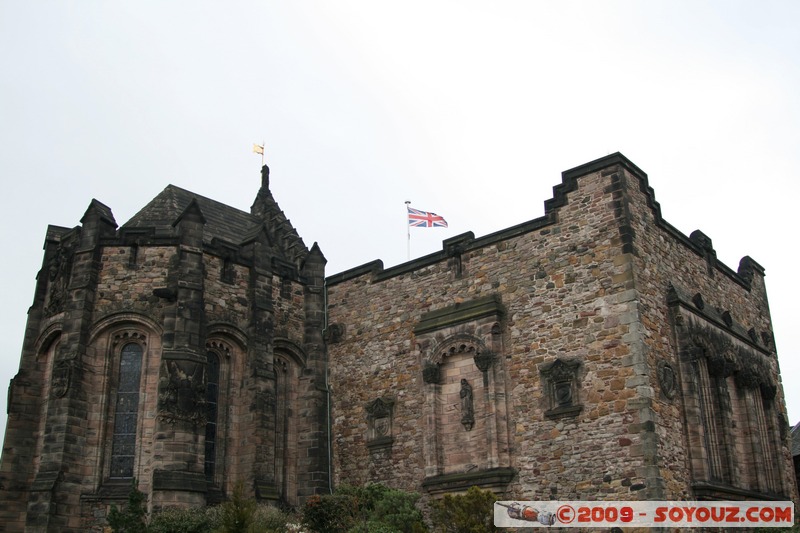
(252, 143), (264, 155)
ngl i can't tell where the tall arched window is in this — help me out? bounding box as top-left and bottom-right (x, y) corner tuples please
(205, 351), (220, 482)
(110, 343), (143, 479)
(275, 354), (299, 505)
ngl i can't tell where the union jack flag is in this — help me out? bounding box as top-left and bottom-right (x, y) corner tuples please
(408, 206), (448, 228)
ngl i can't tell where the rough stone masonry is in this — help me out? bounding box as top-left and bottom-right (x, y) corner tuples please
(0, 153), (795, 532)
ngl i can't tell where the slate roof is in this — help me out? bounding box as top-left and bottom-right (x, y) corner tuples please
(122, 183), (308, 262)
(791, 421), (800, 457)
(123, 185), (257, 243)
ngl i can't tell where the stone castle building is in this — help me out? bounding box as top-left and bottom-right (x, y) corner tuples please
(0, 153), (796, 531)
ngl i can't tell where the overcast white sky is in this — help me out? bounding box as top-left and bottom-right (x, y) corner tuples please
(1, 1), (799, 444)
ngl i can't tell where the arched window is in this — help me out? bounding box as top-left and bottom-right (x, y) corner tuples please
(275, 353), (300, 505)
(110, 343), (143, 479)
(205, 351), (220, 482)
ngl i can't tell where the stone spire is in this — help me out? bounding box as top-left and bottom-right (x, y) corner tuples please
(250, 164), (308, 265)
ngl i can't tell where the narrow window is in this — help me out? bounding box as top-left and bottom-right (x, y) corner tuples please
(205, 351), (220, 482)
(110, 343), (143, 479)
(695, 357), (732, 484)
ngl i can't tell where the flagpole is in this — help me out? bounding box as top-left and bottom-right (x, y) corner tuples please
(262, 139), (265, 167)
(405, 200), (411, 261)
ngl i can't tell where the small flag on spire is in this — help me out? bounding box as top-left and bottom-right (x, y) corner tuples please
(252, 143), (264, 155)
(408, 206), (448, 228)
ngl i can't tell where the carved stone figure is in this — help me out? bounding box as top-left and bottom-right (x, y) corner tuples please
(460, 379), (474, 431)
(45, 242), (73, 315)
(157, 360), (206, 426)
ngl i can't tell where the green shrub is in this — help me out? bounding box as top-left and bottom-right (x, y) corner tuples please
(349, 521), (400, 533)
(148, 497), (291, 533)
(428, 486), (497, 533)
(336, 483), (390, 519)
(107, 479), (148, 533)
(301, 484), (427, 533)
(251, 505), (294, 532)
(301, 493), (360, 533)
(148, 506), (220, 533)
(371, 487), (425, 533)
(215, 483), (258, 533)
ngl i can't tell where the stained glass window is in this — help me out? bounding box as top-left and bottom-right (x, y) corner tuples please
(205, 351), (220, 482)
(110, 343), (142, 479)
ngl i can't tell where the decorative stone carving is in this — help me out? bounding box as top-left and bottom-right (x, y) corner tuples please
(721, 310), (733, 327)
(45, 241), (74, 315)
(540, 358), (582, 419)
(761, 331), (772, 348)
(365, 397), (395, 449)
(157, 360), (206, 426)
(51, 360), (72, 399)
(112, 331), (147, 348)
(761, 383), (777, 402)
(323, 323), (345, 344)
(706, 353), (732, 378)
(473, 351), (494, 373)
(258, 389), (276, 410)
(366, 397), (392, 418)
(460, 379), (474, 431)
(657, 360), (677, 400)
(152, 287), (177, 301)
(374, 417), (390, 437)
(422, 362), (441, 384)
(692, 293), (705, 310)
(553, 381), (572, 406)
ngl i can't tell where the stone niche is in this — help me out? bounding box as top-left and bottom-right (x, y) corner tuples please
(414, 295), (514, 495)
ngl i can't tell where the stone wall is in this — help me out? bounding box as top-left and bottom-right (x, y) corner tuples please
(326, 153), (797, 508)
(614, 161), (797, 503)
(0, 175), (330, 530)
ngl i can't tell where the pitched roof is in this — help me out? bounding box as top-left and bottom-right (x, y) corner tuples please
(792, 421), (800, 457)
(123, 184), (258, 244)
(122, 183), (308, 263)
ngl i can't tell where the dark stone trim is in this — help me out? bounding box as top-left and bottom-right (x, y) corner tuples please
(544, 404), (583, 420)
(366, 436), (394, 451)
(667, 282), (771, 355)
(254, 480), (280, 501)
(84, 480), (134, 500)
(326, 260), (384, 285)
(414, 295), (505, 335)
(152, 470), (206, 493)
(160, 349), (208, 364)
(422, 467), (516, 495)
(692, 481), (789, 501)
(326, 153), (760, 290)
(422, 362), (441, 384)
(206, 487), (225, 505)
(30, 470), (61, 492)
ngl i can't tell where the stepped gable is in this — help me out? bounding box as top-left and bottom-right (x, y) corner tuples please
(123, 165), (308, 264)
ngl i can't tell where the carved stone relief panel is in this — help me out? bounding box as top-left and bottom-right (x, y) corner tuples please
(540, 358), (582, 419)
(365, 397), (395, 450)
(157, 360), (206, 426)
